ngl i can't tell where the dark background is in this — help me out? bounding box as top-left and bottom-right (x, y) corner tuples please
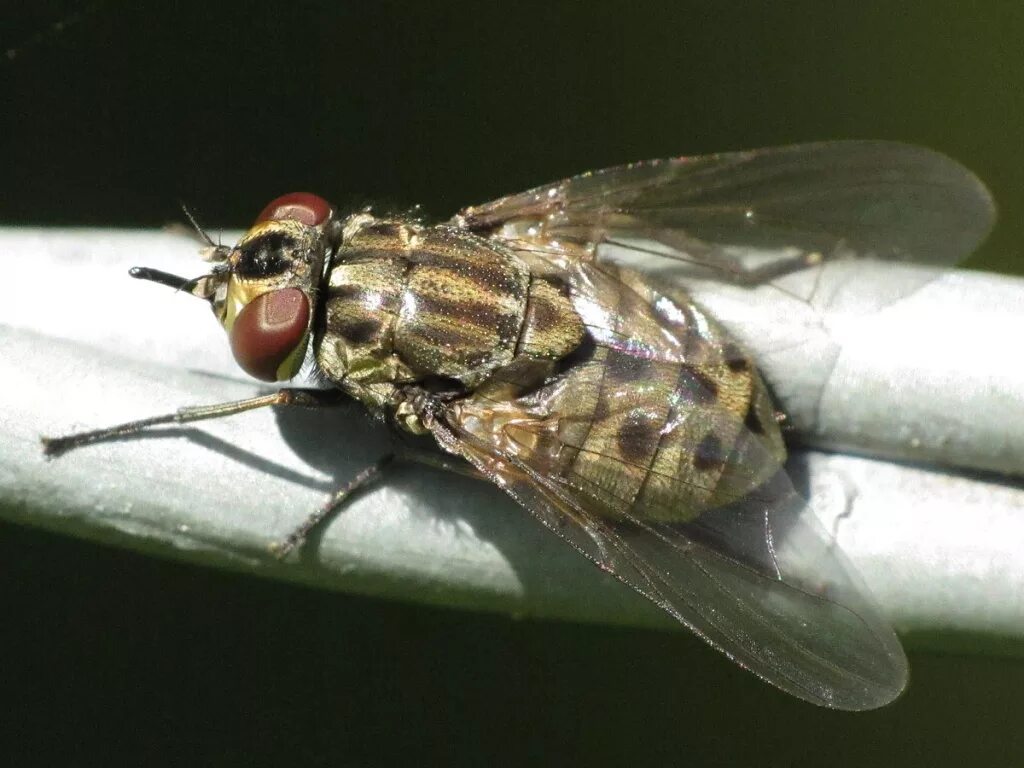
(2, 1), (1023, 765)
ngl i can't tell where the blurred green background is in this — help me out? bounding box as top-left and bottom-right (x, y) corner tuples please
(2, 1), (1023, 764)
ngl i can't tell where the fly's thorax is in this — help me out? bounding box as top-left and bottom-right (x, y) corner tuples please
(315, 214), (585, 406)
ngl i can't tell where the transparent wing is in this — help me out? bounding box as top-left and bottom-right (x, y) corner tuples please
(455, 141), (994, 277)
(432, 257), (907, 709)
(431, 414), (908, 711)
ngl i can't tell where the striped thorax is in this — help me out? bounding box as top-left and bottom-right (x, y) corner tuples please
(315, 212), (584, 429)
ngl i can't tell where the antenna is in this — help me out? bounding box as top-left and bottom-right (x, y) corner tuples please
(129, 266), (202, 294)
(179, 202), (218, 248)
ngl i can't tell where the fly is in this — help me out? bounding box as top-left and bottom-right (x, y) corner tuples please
(42, 141), (996, 710)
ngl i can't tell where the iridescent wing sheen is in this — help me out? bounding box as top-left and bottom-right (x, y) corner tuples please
(437, 417), (907, 710)
(432, 260), (908, 709)
(455, 141), (994, 279)
(434, 380), (908, 711)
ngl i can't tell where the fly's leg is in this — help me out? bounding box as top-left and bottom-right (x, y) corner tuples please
(43, 381), (484, 559)
(391, 446), (485, 481)
(271, 437), (487, 559)
(271, 454), (395, 559)
(41, 388), (345, 457)
(384, 414), (485, 482)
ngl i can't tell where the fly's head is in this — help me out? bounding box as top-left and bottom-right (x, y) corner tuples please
(134, 193), (341, 382)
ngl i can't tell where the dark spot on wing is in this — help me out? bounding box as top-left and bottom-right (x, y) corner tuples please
(677, 364), (719, 405)
(744, 406), (765, 435)
(693, 432), (726, 472)
(617, 409), (660, 464)
(606, 348), (655, 384)
(723, 343), (750, 372)
(555, 332), (599, 374)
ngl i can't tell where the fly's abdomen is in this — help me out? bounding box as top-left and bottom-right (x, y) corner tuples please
(454, 265), (786, 523)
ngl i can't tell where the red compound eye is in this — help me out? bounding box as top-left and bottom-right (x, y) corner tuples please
(229, 288), (311, 381)
(255, 192), (332, 226)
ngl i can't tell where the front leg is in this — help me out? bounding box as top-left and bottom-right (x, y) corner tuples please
(41, 388), (347, 457)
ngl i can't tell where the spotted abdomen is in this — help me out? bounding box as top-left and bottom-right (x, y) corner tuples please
(453, 263), (786, 523)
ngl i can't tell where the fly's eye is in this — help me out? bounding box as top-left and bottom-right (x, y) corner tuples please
(255, 192), (333, 227)
(229, 288), (311, 381)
